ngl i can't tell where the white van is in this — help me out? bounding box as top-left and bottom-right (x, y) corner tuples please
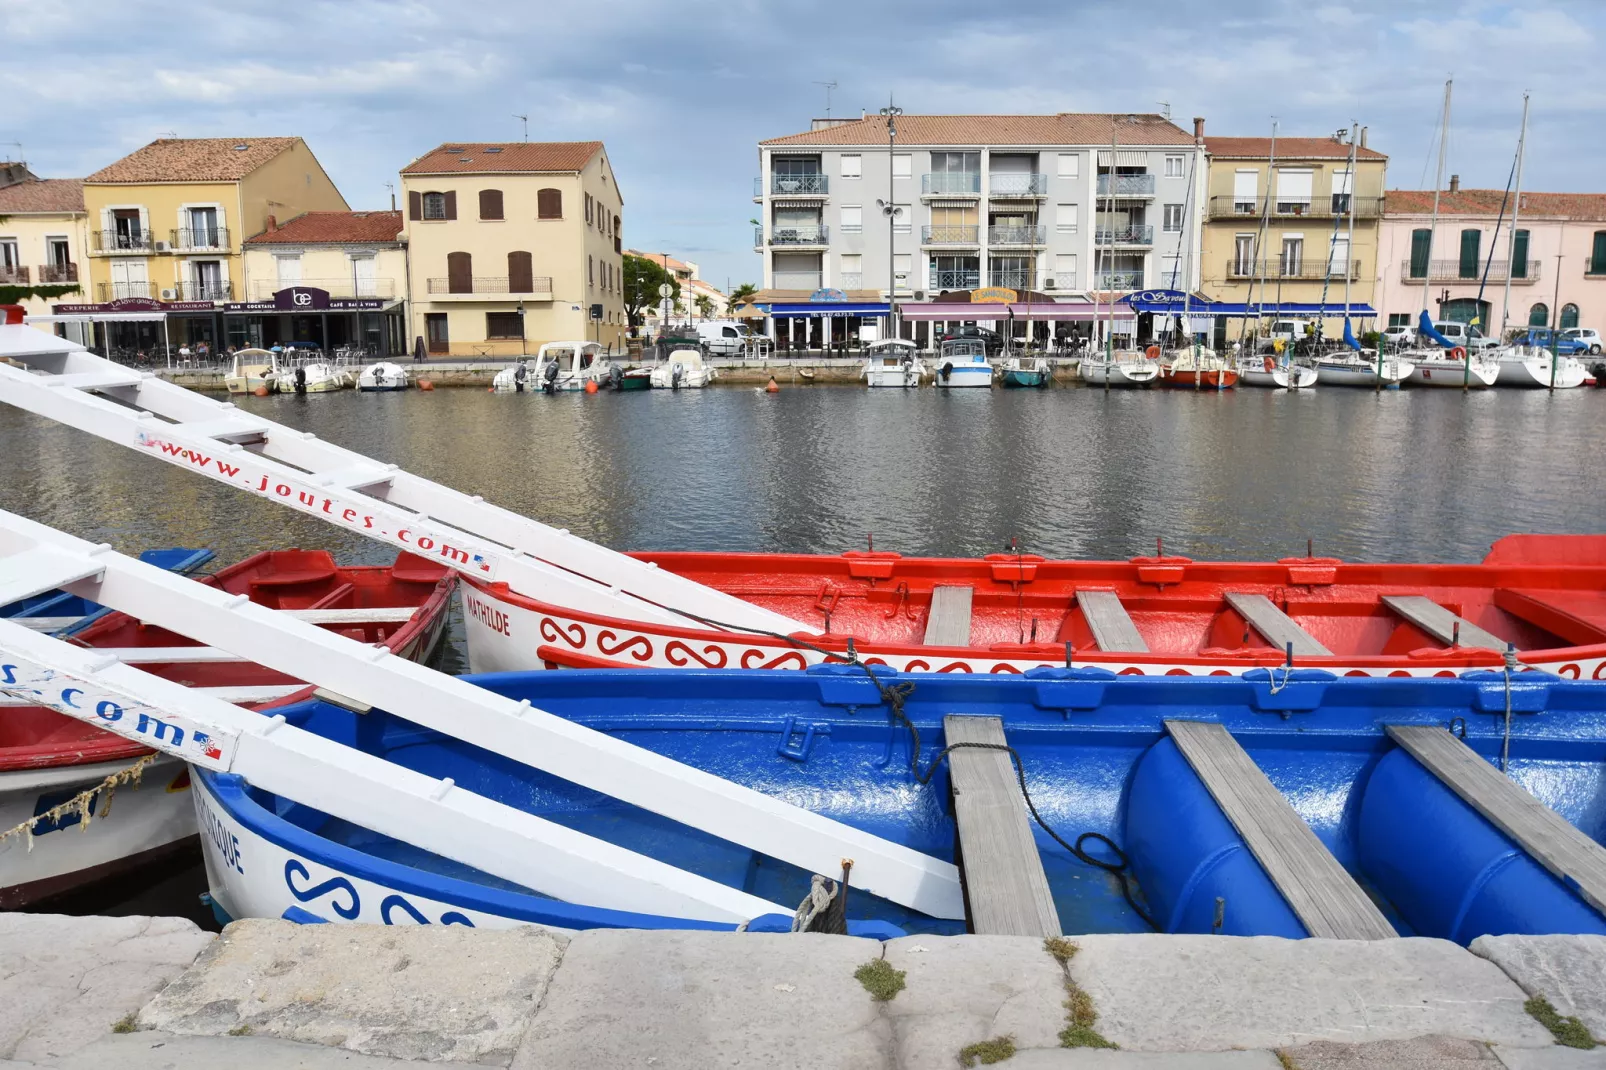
(1429, 320), (1497, 350)
(694, 321), (752, 356)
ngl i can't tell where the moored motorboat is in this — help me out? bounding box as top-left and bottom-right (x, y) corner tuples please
(492, 361), (534, 393)
(282, 356), (352, 393)
(534, 341), (612, 393)
(611, 364), (653, 391)
(223, 348), (281, 394)
(195, 666), (1606, 941)
(1000, 354), (1051, 388)
(357, 361), (410, 391)
(861, 339), (925, 388)
(933, 339), (994, 388)
(650, 348), (716, 389)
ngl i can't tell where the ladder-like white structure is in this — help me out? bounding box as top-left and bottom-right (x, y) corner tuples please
(0, 509), (965, 920)
(0, 319), (800, 637)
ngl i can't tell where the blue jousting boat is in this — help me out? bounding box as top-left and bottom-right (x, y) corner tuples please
(195, 666), (1606, 941)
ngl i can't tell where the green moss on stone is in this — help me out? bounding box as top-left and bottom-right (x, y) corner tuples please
(959, 1035), (1016, 1065)
(228, 1024), (253, 1037)
(1058, 971), (1116, 1049)
(111, 1014), (137, 1034)
(854, 958), (906, 1002)
(1042, 937), (1079, 965)
(1525, 995), (1598, 1049)
(1276, 1051), (1301, 1070)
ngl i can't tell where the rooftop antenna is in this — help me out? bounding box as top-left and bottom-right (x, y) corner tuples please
(0, 141), (21, 164)
(1156, 101), (1171, 120)
(157, 130), (177, 139)
(385, 181), (395, 211)
(513, 114), (529, 141)
(814, 81), (838, 118)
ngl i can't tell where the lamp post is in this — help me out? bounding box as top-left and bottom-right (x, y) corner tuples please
(1550, 252), (1564, 391)
(877, 100), (903, 345)
(517, 301), (526, 357)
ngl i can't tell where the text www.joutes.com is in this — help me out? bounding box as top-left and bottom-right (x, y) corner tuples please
(138, 433), (491, 572)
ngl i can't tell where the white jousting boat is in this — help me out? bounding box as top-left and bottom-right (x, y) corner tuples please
(650, 348), (716, 389)
(1492, 346), (1588, 389)
(933, 339), (994, 388)
(861, 339), (926, 387)
(357, 361), (410, 391)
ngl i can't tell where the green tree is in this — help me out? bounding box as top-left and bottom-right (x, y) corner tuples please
(623, 254), (680, 333)
(729, 282), (758, 307)
(694, 293), (714, 319)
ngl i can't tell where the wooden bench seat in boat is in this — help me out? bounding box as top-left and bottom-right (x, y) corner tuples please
(1223, 592), (1332, 657)
(944, 715), (1062, 936)
(1492, 588), (1606, 647)
(1165, 720), (1397, 940)
(1381, 595), (1509, 651)
(924, 585), (974, 647)
(1075, 590), (1148, 652)
(1386, 725), (1606, 916)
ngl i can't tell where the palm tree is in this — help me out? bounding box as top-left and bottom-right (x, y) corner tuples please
(729, 282), (759, 308)
(694, 294), (715, 319)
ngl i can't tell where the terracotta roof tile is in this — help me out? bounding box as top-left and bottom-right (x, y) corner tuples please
(761, 113), (1196, 148)
(0, 178), (84, 213)
(86, 138), (300, 183)
(245, 210), (403, 245)
(402, 142), (602, 174)
(1385, 189), (1606, 220)
(1206, 136), (1386, 161)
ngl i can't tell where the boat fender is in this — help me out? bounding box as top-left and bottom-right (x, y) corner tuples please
(1450, 346), (1467, 361)
(941, 362), (953, 381)
(1263, 356), (1275, 372)
(1146, 345), (1161, 360)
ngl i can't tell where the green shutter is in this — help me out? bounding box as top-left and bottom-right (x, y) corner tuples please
(1511, 230), (1529, 278)
(1529, 303), (1549, 327)
(1561, 304), (1579, 329)
(1458, 229), (1480, 279)
(1592, 231), (1606, 275)
(1409, 229), (1431, 278)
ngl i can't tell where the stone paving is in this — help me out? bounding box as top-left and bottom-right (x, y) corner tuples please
(3, 915), (1604, 1069)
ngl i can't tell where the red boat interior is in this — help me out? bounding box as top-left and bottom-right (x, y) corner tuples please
(631, 535), (1606, 666)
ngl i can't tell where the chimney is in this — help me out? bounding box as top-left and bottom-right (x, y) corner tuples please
(1359, 126), (1368, 148)
(1192, 116), (1205, 144)
(266, 214), (277, 232)
(1449, 174), (1460, 194)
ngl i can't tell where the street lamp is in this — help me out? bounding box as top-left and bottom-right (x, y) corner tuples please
(878, 99), (903, 345)
(517, 301), (526, 357)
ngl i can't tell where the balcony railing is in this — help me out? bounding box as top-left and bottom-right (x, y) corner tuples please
(922, 172), (981, 195)
(988, 225), (1047, 245)
(988, 173), (1048, 197)
(180, 280), (233, 301)
(922, 225), (980, 245)
(1095, 271), (1143, 290)
(97, 282), (153, 300)
(1208, 195), (1384, 220)
(248, 277), (398, 300)
(762, 174), (829, 196)
(1225, 259), (1361, 281)
(768, 225), (829, 245)
(426, 276), (555, 294)
(929, 269), (981, 290)
(94, 230), (154, 253)
(1095, 225), (1155, 246)
(1097, 174), (1156, 197)
(0, 266), (29, 284)
(171, 227), (230, 251)
(1400, 259), (1541, 284)
(773, 272), (823, 291)
(987, 271), (1036, 289)
(837, 273), (863, 289)
(38, 263), (77, 283)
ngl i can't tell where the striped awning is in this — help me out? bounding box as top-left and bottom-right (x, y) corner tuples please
(1097, 150), (1152, 167)
(771, 199), (823, 209)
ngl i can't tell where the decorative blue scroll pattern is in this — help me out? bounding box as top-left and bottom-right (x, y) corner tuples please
(282, 858), (476, 926)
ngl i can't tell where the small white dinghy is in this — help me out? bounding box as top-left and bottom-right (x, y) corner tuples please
(1078, 350), (1159, 387)
(1238, 352), (1317, 389)
(1492, 346), (1588, 389)
(862, 339), (926, 388)
(650, 348), (717, 389)
(933, 339), (994, 388)
(357, 361), (410, 391)
(533, 341), (611, 393)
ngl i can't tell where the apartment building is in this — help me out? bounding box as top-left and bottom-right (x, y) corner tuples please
(753, 112), (1206, 344)
(0, 164), (91, 333)
(1200, 129), (1387, 339)
(77, 138), (347, 351)
(401, 141), (625, 356)
(1377, 185), (1606, 340)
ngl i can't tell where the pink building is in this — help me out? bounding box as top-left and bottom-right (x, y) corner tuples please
(1376, 184), (1606, 340)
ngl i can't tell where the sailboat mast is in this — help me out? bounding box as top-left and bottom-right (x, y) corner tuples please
(1240, 119), (1278, 348)
(1343, 122), (1359, 320)
(1500, 92), (1530, 338)
(1102, 119), (1120, 363)
(1422, 79), (1452, 316)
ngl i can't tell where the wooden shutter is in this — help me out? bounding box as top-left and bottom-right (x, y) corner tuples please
(508, 251), (533, 293)
(479, 189), (503, 220)
(447, 251), (471, 293)
(408, 191), (422, 221)
(538, 188), (561, 219)
(1458, 228), (1480, 279)
(1592, 231), (1606, 274)
(443, 191), (457, 220)
(1409, 229), (1431, 278)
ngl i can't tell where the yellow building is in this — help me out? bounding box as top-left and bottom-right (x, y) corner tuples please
(79, 138), (347, 352)
(238, 210), (407, 354)
(1200, 130), (1387, 341)
(0, 165), (91, 332)
(401, 141), (625, 356)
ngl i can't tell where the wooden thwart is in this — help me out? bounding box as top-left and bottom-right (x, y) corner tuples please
(944, 715), (1062, 937)
(1381, 595), (1508, 652)
(1076, 590), (1148, 652)
(924, 586), (975, 647)
(1224, 593), (1332, 656)
(1165, 720), (1397, 940)
(1386, 724), (1606, 917)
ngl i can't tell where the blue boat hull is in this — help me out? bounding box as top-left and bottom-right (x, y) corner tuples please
(196, 667), (1606, 940)
(0, 547), (212, 635)
(1001, 369), (1048, 388)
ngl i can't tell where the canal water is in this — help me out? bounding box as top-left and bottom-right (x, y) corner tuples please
(2, 383), (1602, 922)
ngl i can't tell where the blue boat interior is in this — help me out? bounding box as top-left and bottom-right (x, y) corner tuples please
(228, 666), (1606, 940)
(0, 547), (213, 633)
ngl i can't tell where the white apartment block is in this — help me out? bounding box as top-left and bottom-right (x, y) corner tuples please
(755, 113), (1208, 303)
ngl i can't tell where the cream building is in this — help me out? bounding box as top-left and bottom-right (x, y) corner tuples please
(0, 165), (91, 336)
(624, 249), (729, 329)
(401, 141), (626, 356)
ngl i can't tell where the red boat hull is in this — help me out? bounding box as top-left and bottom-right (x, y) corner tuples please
(1164, 368), (1238, 389)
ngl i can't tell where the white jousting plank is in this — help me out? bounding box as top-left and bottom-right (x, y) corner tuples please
(0, 545), (107, 606)
(0, 619), (785, 923)
(0, 514), (965, 920)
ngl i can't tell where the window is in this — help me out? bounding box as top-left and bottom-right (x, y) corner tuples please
(508, 250), (533, 293)
(1233, 235), (1256, 275)
(1053, 253), (1076, 288)
(1512, 229), (1531, 278)
(840, 205), (862, 233)
(1057, 154), (1080, 179)
(1529, 303), (1549, 327)
(1162, 204), (1184, 232)
(423, 192), (447, 220)
(350, 254), (376, 296)
(1056, 204), (1078, 233)
(0, 239), (19, 275)
(479, 189), (503, 220)
(446, 251), (471, 293)
(1275, 169), (1313, 212)
(1329, 235), (1351, 275)
(1165, 155), (1185, 178)
(840, 154), (861, 179)
(1389, 313), (1410, 328)
(1458, 228), (1480, 279)
(893, 253), (911, 286)
(839, 253), (861, 285)
(1561, 303), (1580, 329)
(486, 312), (524, 340)
(588, 255), (594, 288)
(1331, 169), (1353, 215)
(185, 206), (220, 247)
(1591, 231), (1606, 275)
(537, 188), (562, 219)
(275, 254), (301, 287)
(1233, 169), (1259, 213)
(1280, 237), (1303, 276)
(584, 193), (593, 224)
(892, 154), (912, 179)
(1409, 228), (1432, 278)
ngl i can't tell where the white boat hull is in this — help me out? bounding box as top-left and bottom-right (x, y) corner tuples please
(357, 363), (410, 391)
(1079, 359), (1158, 387)
(1407, 357), (1500, 388)
(1238, 362), (1318, 389)
(934, 364), (993, 388)
(1314, 357), (1414, 388)
(224, 373), (275, 395)
(863, 360), (925, 387)
(649, 365), (715, 389)
(1494, 353), (1588, 389)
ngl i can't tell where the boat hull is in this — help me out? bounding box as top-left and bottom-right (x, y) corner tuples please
(1079, 360), (1157, 387)
(1001, 369), (1049, 388)
(357, 363), (410, 391)
(1495, 355), (1588, 389)
(934, 364), (993, 388)
(1407, 359), (1500, 388)
(615, 372), (653, 391)
(1314, 358), (1414, 387)
(1239, 363), (1318, 389)
(1163, 368), (1238, 389)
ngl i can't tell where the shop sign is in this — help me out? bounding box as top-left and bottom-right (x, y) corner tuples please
(970, 288), (1017, 304)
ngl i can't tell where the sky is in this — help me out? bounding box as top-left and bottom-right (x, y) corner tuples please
(4, 0), (1602, 290)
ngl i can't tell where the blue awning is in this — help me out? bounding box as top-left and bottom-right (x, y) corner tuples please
(767, 302), (890, 318)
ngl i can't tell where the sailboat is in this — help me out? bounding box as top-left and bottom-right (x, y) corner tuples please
(1314, 318), (1412, 387)
(1080, 123), (1158, 388)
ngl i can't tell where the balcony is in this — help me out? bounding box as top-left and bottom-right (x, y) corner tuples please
(248, 277), (398, 301)
(758, 174), (829, 197)
(1208, 195), (1383, 220)
(171, 227), (230, 251)
(38, 263), (78, 284)
(0, 265), (28, 284)
(1094, 271), (1143, 291)
(97, 282), (153, 301)
(425, 276), (555, 300)
(922, 172), (981, 197)
(987, 271), (1036, 290)
(93, 230), (155, 254)
(987, 173), (1048, 198)
(929, 269), (981, 290)
(1224, 259), (1361, 281)
(837, 273), (863, 289)
(773, 272), (823, 291)
(1095, 225), (1155, 246)
(988, 225), (1047, 246)
(922, 225), (980, 246)
(1097, 174), (1156, 197)
(179, 280), (233, 301)
(767, 225), (829, 246)
(1400, 259), (1540, 284)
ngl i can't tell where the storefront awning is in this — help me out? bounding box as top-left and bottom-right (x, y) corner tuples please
(899, 302), (1113, 321)
(767, 302), (890, 318)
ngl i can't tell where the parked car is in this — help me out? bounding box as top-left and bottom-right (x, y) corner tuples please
(1429, 320), (1498, 350)
(935, 325), (1004, 356)
(1381, 324), (1416, 348)
(1561, 327), (1603, 354)
(1507, 328), (1590, 355)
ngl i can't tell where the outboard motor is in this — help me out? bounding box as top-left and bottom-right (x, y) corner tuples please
(513, 361), (527, 393)
(608, 362), (622, 390)
(293, 364), (307, 394)
(940, 361), (954, 382)
(671, 363), (684, 390)
(542, 358), (560, 394)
